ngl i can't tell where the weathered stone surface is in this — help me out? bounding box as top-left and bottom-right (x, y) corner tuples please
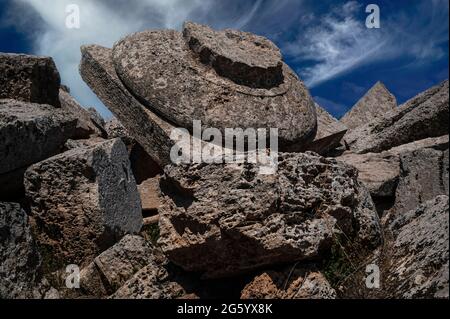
(183, 21), (283, 89)
(143, 215), (159, 226)
(444, 148), (449, 196)
(0, 100), (79, 175)
(105, 118), (133, 146)
(338, 152), (400, 198)
(111, 246), (193, 299)
(338, 135), (449, 199)
(38, 282), (61, 299)
(59, 89), (106, 138)
(80, 235), (153, 297)
(0, 99), (83, 198)
(0, 202), (42, 299)
(105, 119), (162, 183)
(385, 196), (449, 299)
(241, 267), (336, 299)
(138, 177), (161, 214)
(87, 106), (106, 128)
(112, 23), (317, 147)
(64, 137), (107, 150)
(24, 138), (142, 272)
(301, 103), (347, 155)
(341, 82), (397, 131)
(393, 146), (449, 215)
(111, 264), (189, 299)
(388, 135), (449, 155)
(0, 53), (61, 107)
(79, 262), (109, 297)
(158, 152), (381, 278)
(344, 80), (449, 154)
(80, 45), (182, 167)
(80, 45), (225, 167)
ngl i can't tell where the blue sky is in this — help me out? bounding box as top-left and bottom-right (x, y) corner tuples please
(0, 0), (448, 119)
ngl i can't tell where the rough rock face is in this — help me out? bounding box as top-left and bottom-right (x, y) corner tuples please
(24, 138), (142, 272)
(0, 202), (42, 299)
(338, 152), (400, 198)
(64, 137), (107, 150)
(385, 196), (449, 299)
(112, 22), (317, 147)
(338, 135), (449, 199)
(158, 152), (381, 278)
(341, 82), (397, 131)
(105, 118), (133, 145)
(80, 235), (154, 297)
(388, 134), (449, 155)
(393, 146), (449, 215)
(241, 267), (336, 299)
(111, 246), (195, 299)
(80, 45), (225, 167)
(0, 100), (80, 175)
(105, 119), (163, 183)
(345, 80), (449, 154)
(111, 263), (189, 299)
(59, 88), (106, 138)
(87, 107), (106, 128)
(183, 21), (283, 89)
(0, 100), (82, 199)
(301, 103), (347, 155)
(0, 53), (61, 107)
(138, 177), (161, 214)
(80, 45), (181, 167)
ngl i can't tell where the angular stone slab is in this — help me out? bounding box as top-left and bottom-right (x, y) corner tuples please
(300, 103), (347, 155)
(59, 88), (107, 138)
(0, 53), (61, 107)
(393, 146), (449, 215)
(105, 118), (133, 145)
(111, 264), (188, 299)
(385, 196), (449, 299)
(338, 135), (449, 199)
(24, 138), (142, 272)
(241, 267), (336, 299)
(112, 24), (317, 147)
(80, 235), (154, 297)
(158, 152), (381, 278)
(138, 176), (161, 213)
(0, 100), (80, 175)
(341, 82), (397, 131)
(0, 202), (42, 299)
(345, 80), (449, 154)
(338, 152), (400, 198)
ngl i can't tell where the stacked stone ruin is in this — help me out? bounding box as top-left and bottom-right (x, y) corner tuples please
(0, 22), (448, 299)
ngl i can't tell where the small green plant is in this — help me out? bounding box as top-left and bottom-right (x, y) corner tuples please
(323, 240), (355, 287)
(143, 223), (160, 246)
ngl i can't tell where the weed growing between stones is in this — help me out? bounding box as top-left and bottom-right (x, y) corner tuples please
(142, 223), (160, 246)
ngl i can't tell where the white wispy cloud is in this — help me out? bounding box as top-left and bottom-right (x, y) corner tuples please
(6, 0), (281, 117)
(283, 0), (449, 87)
(6, 0), (218, 117)
(286, 12), (385, 86)
(4, 0), (448, 117)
